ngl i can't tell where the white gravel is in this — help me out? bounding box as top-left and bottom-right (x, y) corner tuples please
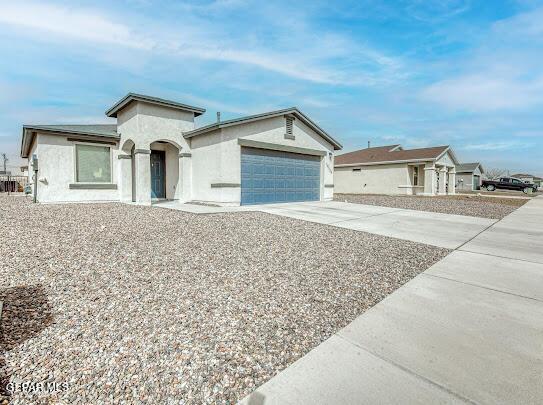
(335, 193), (526, 219)
(0, 195), (448, 404)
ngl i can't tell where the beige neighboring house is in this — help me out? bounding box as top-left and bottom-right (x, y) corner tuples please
(511, 173), (543, 189)
(455, 162), (485, 191)
(334, 144), (459, 196)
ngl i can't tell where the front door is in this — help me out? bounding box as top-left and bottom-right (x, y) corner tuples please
(150, 151), (166, 199)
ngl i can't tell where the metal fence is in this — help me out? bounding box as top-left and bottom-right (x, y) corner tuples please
(0, 175), (29, 193)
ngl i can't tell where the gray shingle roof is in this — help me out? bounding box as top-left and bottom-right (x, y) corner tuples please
(23, 124), (118, 137)
(335, 145), (450, 166)
(183, 107), (342, 150)
(20, 124), (119, 158)
(456, 162), (482, 173)
(105, 93), (206, 118)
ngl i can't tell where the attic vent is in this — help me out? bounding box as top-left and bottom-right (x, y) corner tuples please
(284, 116), (295, 140)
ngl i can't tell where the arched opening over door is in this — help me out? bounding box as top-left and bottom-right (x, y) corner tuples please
(149, 140), (181, 200)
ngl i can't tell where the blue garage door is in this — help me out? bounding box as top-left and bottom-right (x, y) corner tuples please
(241, 147), (321, 205)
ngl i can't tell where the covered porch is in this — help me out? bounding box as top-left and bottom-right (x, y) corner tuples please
(403, 162), (456, 196)
(118, 139), (192, 205)
(422, 162), (456, 196)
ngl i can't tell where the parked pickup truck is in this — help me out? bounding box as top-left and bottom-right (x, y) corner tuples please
(482, 177), (537, 193)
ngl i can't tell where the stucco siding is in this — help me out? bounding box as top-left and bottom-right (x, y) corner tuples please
(456, 173), (472, 191)
(34, 133), (120, 203)
(117, 101), (193, 152)
(334, 164), (409, 195)
(189, 116), (334, 205)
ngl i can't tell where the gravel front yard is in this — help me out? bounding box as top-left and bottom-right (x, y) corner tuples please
(1, 195), (448, 404)
(334, 194), (527, 219)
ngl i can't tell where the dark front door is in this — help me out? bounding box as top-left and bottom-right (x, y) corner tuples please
(150, 150), (166, 199)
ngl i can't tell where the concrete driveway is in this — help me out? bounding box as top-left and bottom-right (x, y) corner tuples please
(257, 201), (496, 249)
(241, 197), (543, 405)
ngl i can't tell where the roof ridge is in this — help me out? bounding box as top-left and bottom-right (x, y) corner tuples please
(106, 93), (206, 118)
(183, 107), (342, 150)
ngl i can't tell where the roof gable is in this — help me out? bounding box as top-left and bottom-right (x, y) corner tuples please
(183, 107), (342, 150)
(456, 162), (483, 173)
(105, 93), (206, 118)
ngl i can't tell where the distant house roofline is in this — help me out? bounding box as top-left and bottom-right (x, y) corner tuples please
(335, 144), (455, 166)
(456, 162), (484, 174)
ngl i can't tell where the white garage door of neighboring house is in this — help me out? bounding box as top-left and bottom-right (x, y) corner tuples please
(240, 147), (320, 205)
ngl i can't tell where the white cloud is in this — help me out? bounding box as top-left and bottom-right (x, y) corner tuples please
(405, 0), (471, 23)
(462, 141), (532, 151)
(52, 116), (116, 124)
(0, 1), (401, 86)
(420, 6), (543, 111)
(0, 2), (154, 49)
(492, 6), (543, 38)
(421, 74), (543, 111)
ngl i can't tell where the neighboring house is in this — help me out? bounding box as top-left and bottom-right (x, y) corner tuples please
(455, 162), (485, 191)
(334, 144), (459, 196)
(511, 173), (543, 188)
(20, 165), (29, 177)
(20, 93), (342, 205)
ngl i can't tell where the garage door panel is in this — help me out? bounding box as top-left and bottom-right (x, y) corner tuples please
(241, 147), (321, 205)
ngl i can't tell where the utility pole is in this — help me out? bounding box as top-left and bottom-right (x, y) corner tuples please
(1, 153), (8, 195)
(1, 153), (7, 173)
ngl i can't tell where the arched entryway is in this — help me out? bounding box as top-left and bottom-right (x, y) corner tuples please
(149, 140), (181, 201)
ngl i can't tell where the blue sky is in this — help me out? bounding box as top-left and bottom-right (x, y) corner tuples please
(0, 0), (542, 175)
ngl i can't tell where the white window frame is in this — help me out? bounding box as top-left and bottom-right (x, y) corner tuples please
(73, 141), (113, 184)
(413, 166), (419, 186)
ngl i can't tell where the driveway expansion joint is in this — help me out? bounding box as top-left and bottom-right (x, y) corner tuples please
(334, 333), (478, 405)
(421, 272), (543, 303)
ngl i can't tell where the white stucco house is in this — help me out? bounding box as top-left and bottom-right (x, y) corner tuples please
(20, 93), (342, 205)
(455, 163), (485, 191)
(334, 144), (459, 196)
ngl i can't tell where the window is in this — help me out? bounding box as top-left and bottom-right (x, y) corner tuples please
(352, 168), (361, 172)
(75, 144), (111, 183)
(413, 166), (419, 186)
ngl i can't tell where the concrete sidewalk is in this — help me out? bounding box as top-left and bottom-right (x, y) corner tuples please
(241, 196), (543, 405)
